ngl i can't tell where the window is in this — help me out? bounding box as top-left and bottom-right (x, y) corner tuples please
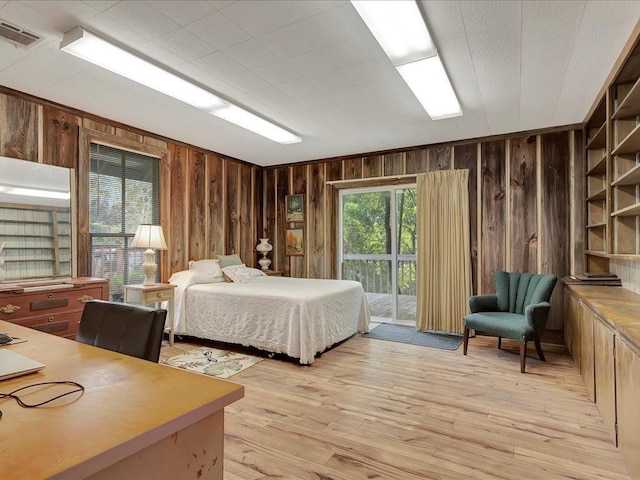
(89, 143), (161, 300)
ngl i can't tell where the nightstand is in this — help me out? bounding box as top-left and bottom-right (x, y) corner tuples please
(124, 284), (177, 346)
(264, 270), (284, 276)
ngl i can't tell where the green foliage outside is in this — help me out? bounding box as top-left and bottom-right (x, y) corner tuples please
(342, 189), (417, 295)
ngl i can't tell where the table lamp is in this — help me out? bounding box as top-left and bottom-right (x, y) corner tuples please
(130, 224), (167, 286)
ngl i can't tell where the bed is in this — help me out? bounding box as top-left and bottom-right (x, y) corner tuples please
(168, 264), (370, 364)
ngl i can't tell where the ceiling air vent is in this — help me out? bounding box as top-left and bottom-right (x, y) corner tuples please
(0, 19), (42, 48)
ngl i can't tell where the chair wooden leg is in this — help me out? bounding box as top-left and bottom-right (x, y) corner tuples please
(497, 336), (502, 350)
(520, 341), (527, 373)
(463, 327), (469, 355)
(535, 339), (546, 362)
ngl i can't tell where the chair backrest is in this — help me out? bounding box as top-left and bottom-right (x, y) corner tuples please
(494, 271), (557, 314)
(76, 300), (167, 362)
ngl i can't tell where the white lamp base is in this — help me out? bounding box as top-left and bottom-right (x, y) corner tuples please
(141, 248), (157, 286)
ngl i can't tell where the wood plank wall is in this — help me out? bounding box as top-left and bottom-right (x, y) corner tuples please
(263, 131), (582, 330)
(0, 91), (259, 281)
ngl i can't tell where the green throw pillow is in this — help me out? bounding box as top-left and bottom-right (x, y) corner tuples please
(217, 254), (243, 268)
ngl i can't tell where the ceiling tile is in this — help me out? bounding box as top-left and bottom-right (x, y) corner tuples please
(196, 51), (247, 78)
(148, 1), (216, 27)
(219, 0), (340, 37)
(467, 22), (521, 60)
(81, 1), (120, 13)
(156, 29), (217, 61)
(255, 61), (301, 85)
(186, 11), (250, 50)
(580, 1), (640, 30)
(521, 1), (585, 19)
(37, 65), (129, 105)
(276, 79), (320, 99)
(419, 0), (466, 43)
(226, 70), (271, 92)
(319, 35), (372, 69)
(223, 39), (279, 69)
(459, 0), (522, 35)
(105, 1), (180, 38)
(286, 51), (337, 77)
(522, 3), (583, 46)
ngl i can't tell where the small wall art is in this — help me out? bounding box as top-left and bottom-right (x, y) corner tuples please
(285, 228), (304, 256)
(285, 194), (304, 223)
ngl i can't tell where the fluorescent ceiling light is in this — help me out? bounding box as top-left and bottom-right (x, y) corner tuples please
(351, 0), (462, 120)
(215, 105), (302, 144)
(397, 57), (462, 120)
(60, 27), (301, 144)
(0, 185), (71, 200)
(350, 0), (435, 65)
(61, 27), (227, 113)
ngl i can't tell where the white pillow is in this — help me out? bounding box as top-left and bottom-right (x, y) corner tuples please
(169, 269), (224, 286)
(221, 264), (262, 283)
(246, 267), (267, 277)
(189, 259), (223, 278)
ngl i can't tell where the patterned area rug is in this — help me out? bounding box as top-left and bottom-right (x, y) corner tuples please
(162, 347), (263, 379)
(364, 323), (463, 350)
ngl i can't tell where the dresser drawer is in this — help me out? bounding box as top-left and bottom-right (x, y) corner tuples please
(0, 286), (104, 321)
(14, 311), (83, 339)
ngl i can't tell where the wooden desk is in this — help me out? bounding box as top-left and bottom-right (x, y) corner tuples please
(0, 320), (244, 479)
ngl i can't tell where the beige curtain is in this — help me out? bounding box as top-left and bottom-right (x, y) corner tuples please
(416, 169), (472, 334)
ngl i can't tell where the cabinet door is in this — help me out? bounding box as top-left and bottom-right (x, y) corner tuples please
(615, 336), (640, 479)
(593, 317), (616, 445)
(580, 307), (595, 402)
(567, 293), (582, 367)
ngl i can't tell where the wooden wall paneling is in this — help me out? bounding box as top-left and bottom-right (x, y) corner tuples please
(383, 152), (405, 176)
(363, 154), (383, 178)
(207, 154), (225, 259)
(76, 128), (91, 277)
(238, 163), (254, 267)
(225, 160), (240, 256)
(326, 161), (342, 279)
(144, 136), (168, 149)
(509, 136), (538, 273)
(406, 149), (428, 174)
(454, 143), (479, 294)
(168, 145), (188, 273)
(42, 107), (78, 168)
(160, 148), (172, 282)
(0, 93), (38, 161)
(480, 141), (506, 294)
(289, 165), (307, 278)
(115, 127), (143, 143)
(188, 150), (207, 262)
(343, 157), (362, 180)
(573, 130), (586, 275)
(308, 163), (325, 278)
(81, 118), (114, 135)
(263, 169), (277, 269)
(427, 145), (452, 171)
(252, 166), (263, 268)
(541, 132), (570, 330)
(275, 167), (289, 275)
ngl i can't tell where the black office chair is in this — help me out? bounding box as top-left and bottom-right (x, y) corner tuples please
(76, 300), (167, 363)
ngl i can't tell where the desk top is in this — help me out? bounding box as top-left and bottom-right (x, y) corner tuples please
(0, 320), (244, 479)
(564, 284), (640, 352)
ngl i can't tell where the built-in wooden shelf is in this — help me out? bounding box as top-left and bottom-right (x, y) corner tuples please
(586, 222), (607, 229)
(613, 76), (640, 119)
(586, 123), (607, 150)
(587, 153), (607, 175)
(585, 250), (610, 258)
(612, 123), (640, 155)
(587, 188), (607, 201)
(611, 202), (640, 217)
(612, 163), (640, 186)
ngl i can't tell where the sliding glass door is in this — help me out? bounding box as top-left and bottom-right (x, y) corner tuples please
(339, 185), (417, 325)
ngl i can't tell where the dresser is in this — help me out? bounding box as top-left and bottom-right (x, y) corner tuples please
(0, 277), (109, 339)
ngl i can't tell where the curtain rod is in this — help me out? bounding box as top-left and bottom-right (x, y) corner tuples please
(326, 173), (417, 186)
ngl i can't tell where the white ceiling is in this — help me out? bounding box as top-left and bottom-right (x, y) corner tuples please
(0, 1), (638, 167)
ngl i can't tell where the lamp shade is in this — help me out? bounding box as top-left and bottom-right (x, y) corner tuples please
(130, 225), (167, 250)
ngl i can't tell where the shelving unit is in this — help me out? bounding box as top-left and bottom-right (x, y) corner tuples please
(0, 203), (72, 281)
(584, 34), (640, 266)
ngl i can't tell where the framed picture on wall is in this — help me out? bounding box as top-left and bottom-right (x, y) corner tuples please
(285, 194), (304, 223)
(285, 228), (304, 256)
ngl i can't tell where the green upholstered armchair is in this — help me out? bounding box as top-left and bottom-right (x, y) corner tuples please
(462, 271), (557, 373)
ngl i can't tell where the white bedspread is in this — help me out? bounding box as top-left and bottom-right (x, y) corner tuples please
(169, 274), (370, 364)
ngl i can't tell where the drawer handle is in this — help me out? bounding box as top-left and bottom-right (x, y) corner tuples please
(78, 295), (94, 303)
(156, 293), (165, 299)
(48, 317), (54, 323)
(48, 293), (53, 298)
(0, 304), (20, 314)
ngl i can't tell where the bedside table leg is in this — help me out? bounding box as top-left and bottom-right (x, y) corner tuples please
(168, 300), (174, 346)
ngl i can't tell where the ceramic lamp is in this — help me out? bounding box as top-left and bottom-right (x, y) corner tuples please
(130, 225), (167, 286)
(256, 238), (273, 271)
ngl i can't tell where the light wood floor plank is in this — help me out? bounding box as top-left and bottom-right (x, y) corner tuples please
(160, 333), (631, 480)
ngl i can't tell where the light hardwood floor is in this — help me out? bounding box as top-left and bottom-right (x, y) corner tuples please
(160, 334), (631, 480)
